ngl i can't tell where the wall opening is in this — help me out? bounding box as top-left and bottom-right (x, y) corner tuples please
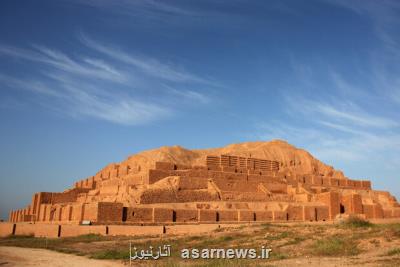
(340, 204), (345, 214)
(122, 207), (128, 222)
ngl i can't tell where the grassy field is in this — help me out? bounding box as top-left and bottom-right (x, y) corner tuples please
(1, 218), (400, 266)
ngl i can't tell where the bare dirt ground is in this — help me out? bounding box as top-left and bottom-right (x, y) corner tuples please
(0, 246), (124, 267)
(1, 218), (400, 266)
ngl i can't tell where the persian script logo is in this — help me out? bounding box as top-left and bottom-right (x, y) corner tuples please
(129, 243), (171, 263)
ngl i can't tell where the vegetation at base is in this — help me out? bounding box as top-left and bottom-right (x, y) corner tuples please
(311, 236), (360, 256)
(90, 249), (130, 259)
(385, 248), (400, 256)
(341, 216), (374, 228)
(3, 222), (400, 265)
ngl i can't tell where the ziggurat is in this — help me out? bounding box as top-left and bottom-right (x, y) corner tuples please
(8, 140), (400, 228)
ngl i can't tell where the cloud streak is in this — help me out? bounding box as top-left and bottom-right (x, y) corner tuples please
(0, 34), (213, 125)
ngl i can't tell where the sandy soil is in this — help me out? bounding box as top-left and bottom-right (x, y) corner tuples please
(0, 246), (125, 267)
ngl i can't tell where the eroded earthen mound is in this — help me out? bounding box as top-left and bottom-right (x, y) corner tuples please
(9, 140), (400, 225)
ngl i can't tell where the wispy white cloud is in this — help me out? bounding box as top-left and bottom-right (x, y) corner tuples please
(0, 34), (215, 125)
(78, 34), (212, 84)
(76, 0), (201, 18)
(0, 44), (128, 83)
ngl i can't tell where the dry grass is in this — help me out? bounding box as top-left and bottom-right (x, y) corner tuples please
(1, 222), (400, 266)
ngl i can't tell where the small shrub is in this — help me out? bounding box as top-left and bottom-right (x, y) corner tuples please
(343, 216), (373, 228)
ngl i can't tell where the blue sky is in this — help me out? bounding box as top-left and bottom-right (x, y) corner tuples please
(0, 0), (399, 220)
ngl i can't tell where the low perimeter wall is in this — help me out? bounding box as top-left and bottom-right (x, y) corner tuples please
(0, 223), (241, 238)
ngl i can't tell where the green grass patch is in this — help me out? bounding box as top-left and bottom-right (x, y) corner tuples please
(385, 248), (400, 256)
(90, 249), (130, 259)
(341, 216), (374, 228)
(311, 236), (360, 256)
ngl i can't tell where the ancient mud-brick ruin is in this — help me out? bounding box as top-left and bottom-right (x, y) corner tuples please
(8, 141), (400, 227)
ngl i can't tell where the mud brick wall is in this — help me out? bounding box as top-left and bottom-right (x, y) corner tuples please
(176, 190), (218, 202)
(0, 223), (15, 237)
(374, 204), (384, 219)
(153, 208), (174, 223)
(363, 204), (375, 219)
(262, 182), (287, 194)
(174, 209), (198, 223)
(108, 225), (163, 236)
(321, 178), (331, 186)
(339, 179), (348, 187)
(71, 204), (85, 222)
(38, 204), (51, 221)
(52, 188), (90, 204)
(155, 161), (176, 170)
(341, 194), (363, 214)
(330, 178), (340, 187)
(97, 202), (123, 222)
(316, 206), (329, 221)
(316, 192), (340, 219)
(60, 225), (107, 237)
(125, 207), (153, 222)
(178, 177), (208, 190)
(139, 188), (176, 204)
(238, 210), (255, 221)
(217, 210), (238, 222)
(273, 211), (287, 221)
(82, 203), (98, 221)
(287, 206), (304, 221)
(199, 210), (217, 222)
(361, 180), (371, 189)
(383, 209), (393, 218)
(255, 211), (273, 221)
(303, 206), (317, 221)
(146, 169), (173, 184)
(33, 224), (60, 238)
(206, 155), (279, 171)
(353, 180), (363, 188)
(61, 205), (73, 221)
(393, 208), (400, 217)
